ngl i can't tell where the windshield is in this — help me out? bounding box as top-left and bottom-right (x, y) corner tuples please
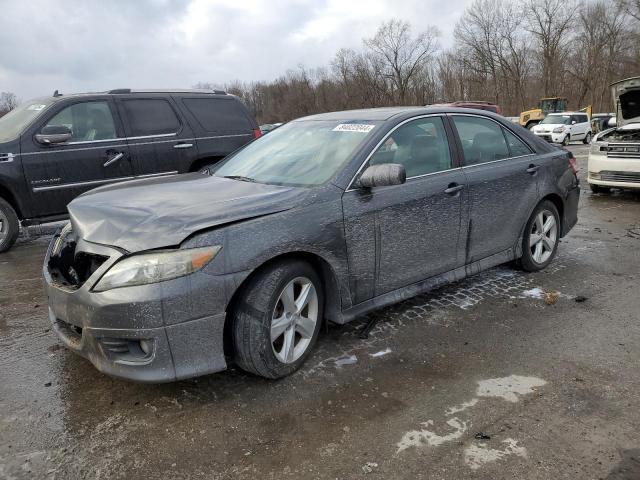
(540, 115), (571, 125)
(0, 98), (56, 143)
(214, 120), (379, 186)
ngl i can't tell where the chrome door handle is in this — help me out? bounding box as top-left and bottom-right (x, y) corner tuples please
(173, 143), (194, 149)
(103, 152), (124, 167)
(526, 164), (540, 174)
(444, 183), (465, 195)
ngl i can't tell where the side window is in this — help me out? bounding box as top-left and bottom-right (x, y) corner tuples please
(44, 101), (117, 142)
(503, 129), (532, 157)
(452, 116), (510, 166)
(580, 114), (589, 124)
(369, 117), (452, 178)
(183, 98), (252, 132)
(122, 99), (180, 136)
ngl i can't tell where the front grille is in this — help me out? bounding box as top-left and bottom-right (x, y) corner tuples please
(605, 143), (640, 158)
(599, 171), (640, 183)
(48, 225), (108, 289)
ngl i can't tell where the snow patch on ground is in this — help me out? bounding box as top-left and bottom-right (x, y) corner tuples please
(396, 417), (468, 453)
(476, 375), (547, 403)
(369, 348), (392, 358)
(445, 398), (479, 416)
(464, 438), (527, 470)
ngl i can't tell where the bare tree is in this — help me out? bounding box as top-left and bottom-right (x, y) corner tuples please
(364, 19), (440, 104)
(525, 0), (576, 96)
(0, 92), (18, 116)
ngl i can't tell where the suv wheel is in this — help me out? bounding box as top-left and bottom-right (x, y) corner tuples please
(231, 260), (323, 379)
(0, 198), (20, 253)
(583, 132), (592, 144)
(520, 200), (560, 272)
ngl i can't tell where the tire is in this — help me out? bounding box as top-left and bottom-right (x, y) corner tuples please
(583, 132), (592, 144)
(561, 134), (570, 146)
(520, 200), (560, 272)
(0, 198), (19, 253)
(231, 260), (324, 379)
(590, 183), (609, 194)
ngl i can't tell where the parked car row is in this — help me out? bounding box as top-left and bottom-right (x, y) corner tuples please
(0, 89), (261, 251)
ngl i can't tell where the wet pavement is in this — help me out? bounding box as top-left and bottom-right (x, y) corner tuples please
(1, 144), (639, 479)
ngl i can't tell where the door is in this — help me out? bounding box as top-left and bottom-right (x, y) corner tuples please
(450, 114), (538, 263)
(342, 116), (466, 302)
(116, 96), (197, 176)
(21, 99), (132, 218)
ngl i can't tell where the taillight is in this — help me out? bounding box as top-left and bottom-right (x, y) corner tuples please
(568, 153), (578, 174)
(253, 128), (262, 139)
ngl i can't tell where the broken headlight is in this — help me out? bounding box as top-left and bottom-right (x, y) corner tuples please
(93, 246), (221, 292)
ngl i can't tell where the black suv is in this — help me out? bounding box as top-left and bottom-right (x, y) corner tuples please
(0, 89), (260, 251)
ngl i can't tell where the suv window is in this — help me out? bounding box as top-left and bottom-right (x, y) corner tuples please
(503, 129), (532, 157)
(183, 98), (252, 132)
(369, 117), (451, 177)
(122, 99), (180, 136)
(452, 116), (509, 166)
(45, 101), (117, 142)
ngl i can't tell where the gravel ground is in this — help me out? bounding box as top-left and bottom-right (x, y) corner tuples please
(1, 144), (639, 479)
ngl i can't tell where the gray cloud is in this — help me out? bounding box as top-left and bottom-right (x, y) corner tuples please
(0, 0), (471, 100)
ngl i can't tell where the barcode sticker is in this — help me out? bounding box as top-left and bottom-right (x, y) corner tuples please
(332, 124), (375, 133)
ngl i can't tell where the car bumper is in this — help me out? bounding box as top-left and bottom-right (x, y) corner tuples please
(43, 235), (241, 383)
(533, 132), (566, 143)
(587, 150), (640, 189)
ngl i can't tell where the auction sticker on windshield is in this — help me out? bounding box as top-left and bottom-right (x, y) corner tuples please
(332, 124), (376, 133)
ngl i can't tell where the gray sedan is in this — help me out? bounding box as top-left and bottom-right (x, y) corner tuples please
(44, 107), (580, 382)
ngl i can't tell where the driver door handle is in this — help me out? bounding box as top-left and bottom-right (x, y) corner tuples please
(444, 183), (465, 195)
(526, 164), (540, 174)
(103, 152), (124, 168)
(174, 143), (194, 149)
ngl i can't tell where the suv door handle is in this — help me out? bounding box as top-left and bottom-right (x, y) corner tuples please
(174, 143), (194, 149)
(444, 183), (465, 195)
(526, 164), (540, 174)
(103, 152), (124, 167)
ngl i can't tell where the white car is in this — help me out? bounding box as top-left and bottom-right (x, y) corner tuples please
(588, 77), (640, 193)
(531, 112), (592, 146)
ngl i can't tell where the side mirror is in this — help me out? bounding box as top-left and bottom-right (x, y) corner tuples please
(35, 125), (72, 145)
(357, 163), (406, 188)
(571, 120), (577, 125)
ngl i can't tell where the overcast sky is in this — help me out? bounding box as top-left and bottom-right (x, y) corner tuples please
(0, 0), (471, 101)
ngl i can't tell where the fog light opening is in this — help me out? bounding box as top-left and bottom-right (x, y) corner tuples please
(139, 339), (154, 356)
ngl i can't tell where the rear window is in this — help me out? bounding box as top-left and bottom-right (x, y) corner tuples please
(122, 99), (180, 136)
(183, 98), (252, 132)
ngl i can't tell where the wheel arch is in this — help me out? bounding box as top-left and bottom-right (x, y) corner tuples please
(189, 156), (225, 172)
(222, 250), (343, 358)
(0, 180), (23, 219)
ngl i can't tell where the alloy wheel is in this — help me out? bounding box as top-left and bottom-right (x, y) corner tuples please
(0, 210), (7, 243)
(270, 276), (319, 364)
(529, 209), (557, 264)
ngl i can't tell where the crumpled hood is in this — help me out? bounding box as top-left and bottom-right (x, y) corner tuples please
(612, 77), (640, 127)
(68, 173), (304, 252)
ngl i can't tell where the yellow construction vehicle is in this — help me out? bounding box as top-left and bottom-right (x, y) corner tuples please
(519, 97), (568, 129)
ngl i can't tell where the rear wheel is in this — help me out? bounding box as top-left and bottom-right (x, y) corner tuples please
(520, 200), (560, 272)
(0, 198), (19, 253)
(583, 132), (592, 144)
(231, 260), (323, 379)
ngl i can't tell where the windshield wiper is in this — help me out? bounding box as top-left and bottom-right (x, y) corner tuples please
(222, 175), (257, 183)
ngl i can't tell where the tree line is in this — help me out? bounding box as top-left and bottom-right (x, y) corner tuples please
(198, 0), (640, 122)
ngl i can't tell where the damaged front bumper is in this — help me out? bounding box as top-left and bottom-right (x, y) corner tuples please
(43, 227), (236, 383)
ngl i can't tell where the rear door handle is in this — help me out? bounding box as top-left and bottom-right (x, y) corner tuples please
(444, 183), (465, 195)
(103, 152), (124, 167)
(526, 164), (540, 174)
(174, 143), (194, 149)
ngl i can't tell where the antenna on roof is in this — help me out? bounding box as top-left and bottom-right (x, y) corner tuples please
(53, 90), (62, 97)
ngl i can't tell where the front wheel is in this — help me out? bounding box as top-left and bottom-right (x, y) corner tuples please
(231, 260), (323, 379)
(561, 134), (570, 146)
(583, 132), (592, 144)
(520, 200), (560, 272)
(0, 198), (20, 253)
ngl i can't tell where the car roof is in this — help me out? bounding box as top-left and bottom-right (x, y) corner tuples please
(37, 88), (231, 102)
(293, 106), (504, 122)
(547, 111), (585, 115)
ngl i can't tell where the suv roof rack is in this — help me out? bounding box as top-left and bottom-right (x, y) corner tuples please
(106, 88), (227, 95)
